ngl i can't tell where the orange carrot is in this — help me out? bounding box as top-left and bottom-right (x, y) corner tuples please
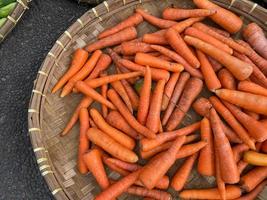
(261, 140), (267, 153)
(218, 68), (237, 90)
(135, 52), (184, 73)
(179, 185), (242, 199)
(61, 96), (93, 136)
(106, 111), (139, 139)
(209, 96), (255, 149)
(120, 79), (139, 110)
(215, 89), (267, 115)
(237, 160), (249, 175)
(150, 45), (203, 79)
(165, 28), (200, 68)
(196, 50), (221, 91)
(139, 136), (186, 189)
(107, 89), (156, 139)
(106, 158), (140, 172)
(206, 24), (230, 37)
(171, 17), (204, 33)
(243, 110), (259, 120)
(87, 128), (138, 163)
(137, 66), (151, 125)
(184, 36), (253, 80)
(98, 13), (143, 39)
(240, 166), (267, 192)
(135, 8), (177, 29)
(120, 41), (153, 55)
(61, 50), (102, 97)
(162, 7), (216, 20)
(86, 27), (137, 52)
(238, 80), (267, 97)
(103, 156), (129, 176)
(198, 117), (215, 176)
(176, 140), (207, 159)
(100, 73), (108, 118)
(166, 77), (203, 131)
(126, 186), (171, 200)
(52, 48), (89, 93)
(193, 0), (243, 33)
(232, 143), (249, 163)
(171, 153), (198, 191)
(83, 149), (110, 189)
(77, 108), (90, 174)
(142, 32), (168, 45)
(146, 80), (165, 133)
(89, 116), (97, 127)
(208, 56), (223, 72)
(243, 151), (267, 166)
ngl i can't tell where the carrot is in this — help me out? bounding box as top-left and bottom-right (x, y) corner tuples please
(176, 140), (207, 159)
(135, 52), (184, 73)
(234, 180), (267, 200)
(243, 23), (267, 59)
(193, 0), (243, 33)
(126, 186), (171, 200)
(208, 56), (223, 72)
(261, 140), (267, 153)
(215, 89), (267, 115)
(60, 50), (102, 97)
(135, 8), (177, 29)
(87, 128), (138, 163)
(198, 117), (215, 176)
(185, 27), (233, 54)
(139, 136), (186, 189)
(142, 32), (168, 45)
(140, 121), (200, 151)
(61, 96), (93, 136)
(184, 36), (253, 80)
(240, 166), (267, 192)
(100, 73), (108, 118)
(238, 80), (267, 97)
(158, 54), (173, 62)
(218, 68), (237, 90)
(150, 45), (203, 79)
(89, 116), (97, 127)
(146, 80), (165, 133)
(98, 13), (143, 39)
(223, 101), (267, 142)
(166, 77), (203, 131)
(237, 160), (249, 175)
(232, 144), (250, 163)
(95, 170), (141, 200)
(106, 158), (140, 172)
(161, 72), (180, 110)
(77, 108), (90, 174)
(171, 17), (204, 33)
(196, 50), (221, 91)
(52, 48), (89, 93)
(243, 110), (260, 120)
(179, 185), (242, 199)
(103, 156), (129, 176)
(111, 80), (133, 113)
(243, 151), (267, 166)
(171, 153), (198, 191)
(206, 24), (230, 37)
(118, 58), (170, 81)
(107, 89), (156, 139)
(137, 66), (151, 125)
(165, 28), (200, 68)
(106, 111), (139, 139)
(209, 108), (239, 184)
(120, 79), (139, 110)
(162, 7), (216, 20)
(85, 27), (137, 52)
(209, 96), (255, 149)
(120, 41), (153, 55)
(83, 149), (110, 189)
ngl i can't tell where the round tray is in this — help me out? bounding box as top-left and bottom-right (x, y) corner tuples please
(28, 0), (267, 199)
(0, 0), (31, 43)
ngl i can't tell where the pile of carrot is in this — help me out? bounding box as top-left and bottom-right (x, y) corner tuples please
(51, 0), (267, 199)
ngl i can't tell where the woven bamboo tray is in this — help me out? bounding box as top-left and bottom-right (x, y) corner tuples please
(28, 0), (267, 199)
(0, 0), (31, 43)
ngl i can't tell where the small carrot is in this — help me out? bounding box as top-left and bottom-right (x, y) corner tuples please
(198, 117), (215, 176)
(120, 41), (153, 55)
(83, 149), (110, 189)
(209, 108), (239, 184)
(126, 186), (171, 200)
(61, 50), (102, 97)
(61, 96), (93, 136)
(184, 36), (253, 80)
(106, 158), (140, 172)
(166, 77), (203, 131)
(232, 143), (250, 163)
(142, 32), (168, 45)
(240, 166), (267, 192)
(89, 116), (97, 127)
(120, 79), (139, 110)
(137, 66), (151, 125)
(206, 24), (230, 37)
(135, 8), (177, 29)
(100, 73), (108, 118)
(237, 160), (249, 175)
(106, 111), (139, 139)
(146, 80), (165, 133)
(165, 28), (200, 68)
(207, 56), (223, 72)
(139, 136), (186, 189)
(243, 110), (260, 120)
(215, 89), (267, 115)
(103, 156), (129, 176)
(107, 89), (156, 139)
(158, 54), (173, 62)
(162, 7), (216, 20)
(52, 48), (89, 93)
(238, 80), (267, 97)
(193, 0), (243, 33)
(243, 151), (267, 166)
(98, 13), (143, 39)
(218, 68), (237, 90)
(171, 153), (198, 191)
(179, 185), (242, 199)
(85, 27), (137, 52)
(196, 50), (221, 91)
(176, 140), (207, 159)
